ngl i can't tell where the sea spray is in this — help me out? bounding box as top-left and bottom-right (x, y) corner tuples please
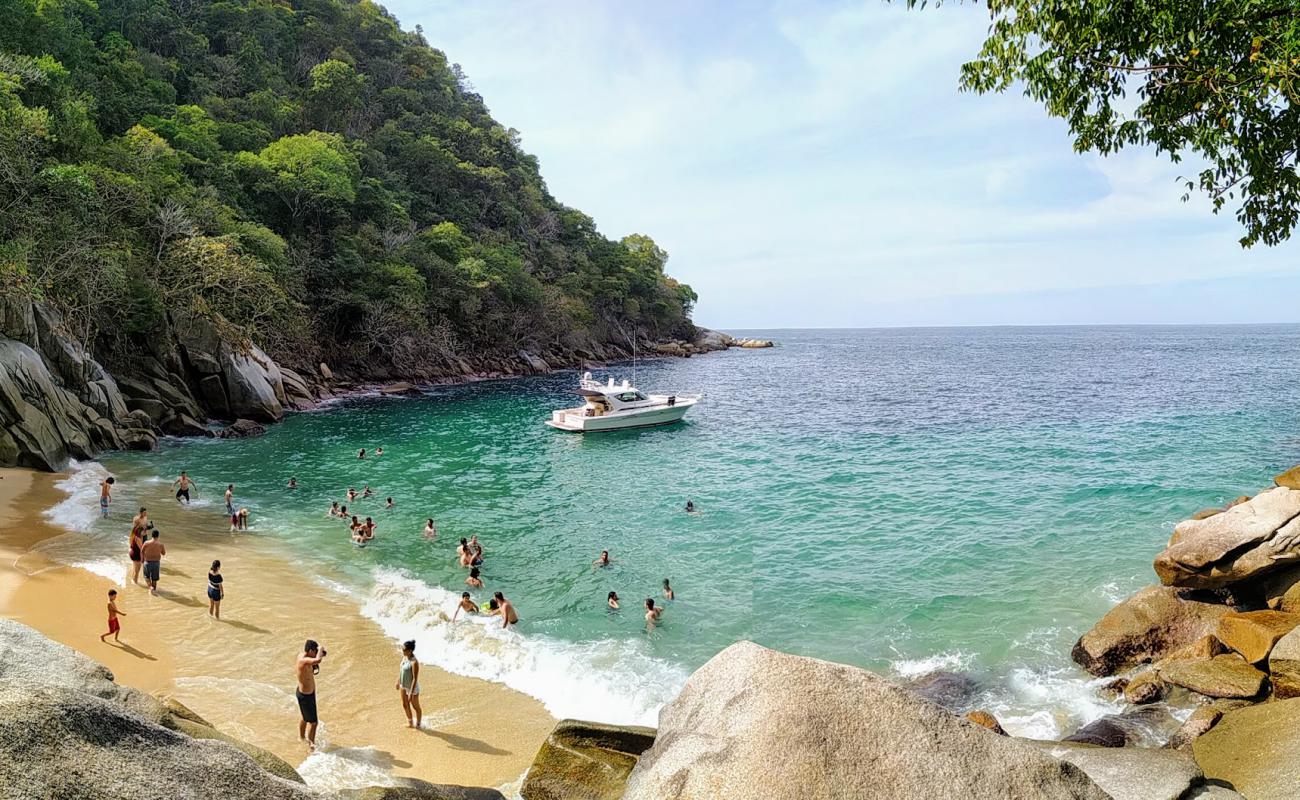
(36, 461), (130, 584)
(360, 569), (688, 726)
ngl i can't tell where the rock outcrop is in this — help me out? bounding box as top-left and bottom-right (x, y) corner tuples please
(621, 641), (1111, 800)
(1158, 654), (1267, 699)
(1215, 610), (1300, 663)
(1071, 586), (1231, 676)
(1193, 697), (1300, 800)
(1266, 625), (1300, 698)
(1025, 741), (1203, 800)
(520, 719), (656, 800)
(1154, 487), (1300, 589)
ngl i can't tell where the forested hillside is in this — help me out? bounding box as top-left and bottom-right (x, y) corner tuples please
(0, 0), (697, 377)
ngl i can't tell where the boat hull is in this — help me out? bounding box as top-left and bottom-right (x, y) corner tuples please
(546, 400), (695, 432)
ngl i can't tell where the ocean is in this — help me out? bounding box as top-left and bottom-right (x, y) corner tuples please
(47, 325), (1300, 737)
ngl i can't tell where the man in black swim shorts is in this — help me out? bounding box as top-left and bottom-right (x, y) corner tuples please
(295, 639), (328, 750)
(172, 471), (197, 504)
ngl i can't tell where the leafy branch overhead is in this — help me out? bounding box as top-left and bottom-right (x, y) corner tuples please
(934, 0), (1300, 247)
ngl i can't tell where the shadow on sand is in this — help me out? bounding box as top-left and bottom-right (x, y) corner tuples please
(419, 728), (511, 756)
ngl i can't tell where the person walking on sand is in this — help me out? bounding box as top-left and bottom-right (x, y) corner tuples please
(396, 640), (422, 728)
(100, 589), (125, 642)
(141, 530), (165, 595)
(99, 476), (115, 517)
(173, 472), (198, 504)
(129, 521), (147, 586)
(453, 592), (478, 620)
(296, 640), (327, 750)
(207, 560), (224, 619)
(494, 591), (518, 628)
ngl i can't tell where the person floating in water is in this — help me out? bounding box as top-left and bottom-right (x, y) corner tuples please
(663, 578), (675, 600)
(99, 589), (125, 643)
(593, 550), (611, 567)
(396, 640), (422, 728)
(363, 485), (374, 498)
(288, 477), (298, 489)
(296, 640), (327, 750)
(645, 598), (663, 628)
(207, 560), (224, 619)
(173, 471), (197, 504)
(466, 567), (483, 588)
(385, 497), (394, 510)
(375, 447), (383, 457)
(99, 476), (115, 517)
(328, 501), (340, 518)
(685, 499), (696, 513)
(423, 519), (437, 540)
(347, 488), (358, 502)
(469, 535), (484, 565)
(358, 448), (366, 459)
(457, 538), (473, 567)
(607, 591), (620, 610)
(453, 591), (478, 620)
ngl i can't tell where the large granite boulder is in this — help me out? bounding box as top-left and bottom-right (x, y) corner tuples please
(1165, 707), (1223, 751)
(322, 784), (505, 800)
(1071, 586), (1231, 676)
(692, 329), (732, 352)
(621, 641), (1110, 800)
(1154, 487), (1300, 589)
(520, 719), (655, 800)
(1215, 610), (1300, 663)
(1266, 625), (1300, 698)
(1193, 697), (1300, 800)
(174, 313), (284, 422)
(1158, 654), (1267, 699)
(1122, 670), (1167, 705)
(1025, 740), (1202, 800)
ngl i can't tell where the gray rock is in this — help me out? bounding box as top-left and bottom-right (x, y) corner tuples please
(692, 328), (732, 352)
(909, 671), (979, 710)
(518, 350), (550, 374)
(214, 419), (267, 439)
(621, 641), (1110, 800)
(222, 345), (284, 422)
(1063, 718), (1130, 748)
(1155, 487), (1300, 589)
(1182, 786), (1247, 799)
(326, 784), (505, 800)
(1026, 740), (1202, 800)
(0, 338), (118, 469)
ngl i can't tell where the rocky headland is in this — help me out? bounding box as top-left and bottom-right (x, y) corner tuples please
(0, 294), (768, 472)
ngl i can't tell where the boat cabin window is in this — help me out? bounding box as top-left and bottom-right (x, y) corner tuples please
(616, 391), (646, 402)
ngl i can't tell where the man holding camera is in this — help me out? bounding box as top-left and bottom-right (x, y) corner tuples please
(296, 639), (328, 749)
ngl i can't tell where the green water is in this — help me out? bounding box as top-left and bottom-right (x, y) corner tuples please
(90, 325), (1300, 731)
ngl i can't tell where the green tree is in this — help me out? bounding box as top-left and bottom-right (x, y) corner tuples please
(950, 1), (1300, 246)
(236, 131), (359, 221)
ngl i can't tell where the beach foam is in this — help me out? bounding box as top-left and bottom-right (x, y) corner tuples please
(360, 569), (687, 726)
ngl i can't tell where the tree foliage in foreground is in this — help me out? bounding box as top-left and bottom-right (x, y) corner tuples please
(0, 0), (696, 373)
(950, 0), (1300, 247)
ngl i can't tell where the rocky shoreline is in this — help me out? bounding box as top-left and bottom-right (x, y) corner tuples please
(0, 294), (770, 471)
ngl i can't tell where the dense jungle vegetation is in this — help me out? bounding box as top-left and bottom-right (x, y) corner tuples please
(0, 0), (697, 373)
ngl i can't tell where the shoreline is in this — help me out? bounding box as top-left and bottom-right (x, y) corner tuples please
(0, 466), (556, 792)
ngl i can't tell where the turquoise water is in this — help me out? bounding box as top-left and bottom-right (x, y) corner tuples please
(93, 326), (1300, 731)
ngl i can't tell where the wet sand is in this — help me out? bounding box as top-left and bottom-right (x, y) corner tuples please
(0, 466), (554, 791)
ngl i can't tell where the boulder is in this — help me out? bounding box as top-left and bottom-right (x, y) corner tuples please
(1156, 634), (1225, 665)
(733, 338), (774, 348)
(1071, 586), (1232, 676)
(1266, 625), (1300, 698)
(1193, 697), (1300, 800)
(1063, 717), (1130, 748)
(214, 419), (266, 439)
(1275, 464), (1300, 490)
(327, 785), (505, 800)
(1123, 670), (1167, 704)
(518, 350), (550, 374)
(222, 345), (284, 422)
(908, 671), (978, 710)
(1154, 487), (1300, 588)
(1183, 787), (1247, 800)
(280, 368), (314, 408)
(692, 329), (732, 352)
(163, 413), (208, 437)
(378, 382), (416, 395)
(1165, 707), (1223, 750)
(1158, 655), (1267, 699)
(621, 641), (1110, 800)
(0, 338), (117, 470)
(162, 708), (304, 784)
(1025, 740), (1202, 800)
(320, 362), (333, 380)
(964, 710), (1006, 735)
(520, 719), (655, 800)
(1215, 610), (1300, 663)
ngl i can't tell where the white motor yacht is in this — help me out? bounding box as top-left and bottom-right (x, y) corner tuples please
(545, 373), (699, 432)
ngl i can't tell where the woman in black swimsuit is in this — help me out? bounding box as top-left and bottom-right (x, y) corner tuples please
(207, 560), (224, 619)
(129, 524), (145, 586)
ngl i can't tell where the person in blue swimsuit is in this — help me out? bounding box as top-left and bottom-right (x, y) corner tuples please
(396, 640), (422, 728)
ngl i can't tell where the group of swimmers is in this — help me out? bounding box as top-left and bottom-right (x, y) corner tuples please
(595, 551), (676, 627)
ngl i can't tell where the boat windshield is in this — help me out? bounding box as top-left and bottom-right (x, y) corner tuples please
(615, 391), (646, 402)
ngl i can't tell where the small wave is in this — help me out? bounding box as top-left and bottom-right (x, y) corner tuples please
(978, 665), (1125, 740)
(889, 651), (972, 680)
(360, 569), (687, 726)
(43, 460), (110, 533)
(297, 745), (397, 790)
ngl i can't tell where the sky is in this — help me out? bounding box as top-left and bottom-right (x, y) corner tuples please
(384, 0), (1299, 329)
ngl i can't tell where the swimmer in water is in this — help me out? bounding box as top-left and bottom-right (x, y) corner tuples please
(99, 476), (115, 517)
(328, 501), (340, 518)
(363, 485), (373, 498)
(607, 591), (620, 610)
(685, 499), (696, 513)
(645, 598), (662, 627)
(466, 567), (483, 588)
(347, 488), (357, 502)
(663, 578), (675, 600)
(469, 535), (483, 565)
(358, 448), (366, 459)
(453, 592), (478, 620)
(376, 447), (383, 456)
(494, 592), (518, 628)
(457, 538), (472, 567)
(386, 497), (394, 509)
(288, 477), (298, 489)
(593, 550), (611, 567)
(423, 519), (437, 540)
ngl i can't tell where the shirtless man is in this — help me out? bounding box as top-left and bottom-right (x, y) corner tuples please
(645, 598), (663, 628)
(328, 501), (340, 518)
(132, 506), (149, 532)
(493, 591), (518, 628)
(452, 592), (478, 621)
(99, 476), (115, 517)
(224, 484), (234, 515)
(100, 589), (125, 642)
(172, 471), (197, 504)
(288, 477), (298, 489)
(457, 538), (472, 567)
(295, 640), (328, 750)
(363, 517), (376, 540)
(140, 531), (166, 595)
(466, 567), (483, 588)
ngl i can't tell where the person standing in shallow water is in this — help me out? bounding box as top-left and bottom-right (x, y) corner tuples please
(128, 519), (147, 586)
(663, 578), (675, 600)
(172, 471), (197, 504)
(140, 531), (165, 595)
(296, 640), (327, 750)
(207, 560), (224, 619)
(99, 476), (115, 517)
(224, 484), (234, 516)
(396, 640), (422, 728)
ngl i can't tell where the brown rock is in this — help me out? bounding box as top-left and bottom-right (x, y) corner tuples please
(1124, 670), (1168, 704)
(1190, 508), (1224, 521)
(1193, 697), (1300, 800)
(1164, 706), (1223, 750)
(1215, 610), (1300, 663)
(964, 710), (1006, 735)
(1275, 465), (1300, 490)
(1154, 487), (1300, 589)
(1157, 634), (1226, 665)
(1267, 626), (1300, 699)
(520, 719), (655, 800)
(1070, 586), (1232, 676)
(1158, 654), (1267, 699)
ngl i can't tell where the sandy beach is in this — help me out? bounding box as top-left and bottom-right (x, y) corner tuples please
(0, 465), (555, 792)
